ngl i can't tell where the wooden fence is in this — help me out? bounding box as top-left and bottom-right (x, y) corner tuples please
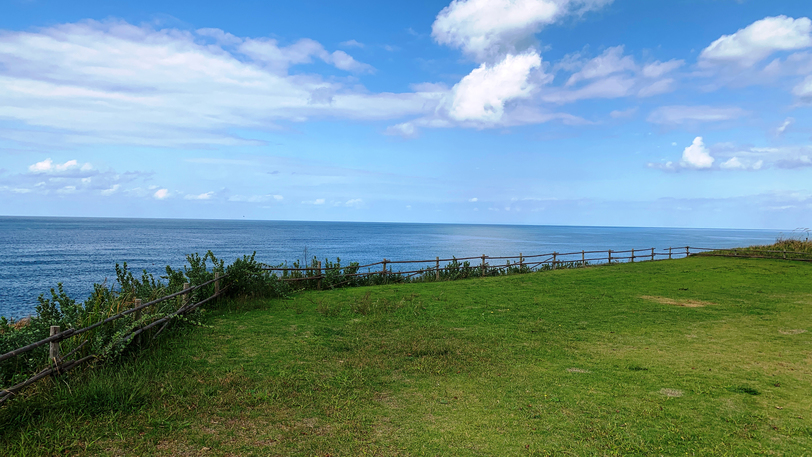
(0, 273), (227, 404)
(263, 246), (701, 284)
(3, 244), (809, 404)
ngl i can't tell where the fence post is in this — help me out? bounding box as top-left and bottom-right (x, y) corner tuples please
(552, 252), (557, 269)
(49, 325), (60, 363)
(182, 283), (190, 308)
(481, 255), (486, 277)
(318, 261), (323, 290)
(382, 259), (387, 280)
(435, 257), (440, 281)
(608, 250), (612, 264)
(519, 253), (523, 270)
(581, 250), (585, 266)
(631, 248), (635, 262)
(651, 248), (655, 261)
(669, 247), (672, 260)
(214, 272), (220, 295)
(133, 299), (143, 344)
(685, 246), (690, 257)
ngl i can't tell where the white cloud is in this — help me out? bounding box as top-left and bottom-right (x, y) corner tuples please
(185, 192), (214, 200)
(793, 75), (812, 100)
(700, 16), (812, 67)
(776, 117), (795, 135)
(637, 78), (675, 97)
(0, 20), (434, 147)
(302, 198), (325, 205)
(680, 137), (714, 169)
(565, 46), (636, 86)
(344, 198), (363, 207)
(469, 197), (478, 202)
(641, 59), (684, 78)
(229, 194), (282, 203)
(543, 75), (635, 103)
(153, 189), (169, 200)
(27, 158), (92, 174)
(647, 105), (747, 125)
(339, 39), (364, 48)
(101, 184), (120, 196)
(432, 0), (611, 62)
(448, 52), (542, 122)
(609, 107), (637, 118)
(720, 157), (744, 169)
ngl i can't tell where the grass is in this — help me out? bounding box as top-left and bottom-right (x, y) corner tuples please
(1, 256), (811, 456)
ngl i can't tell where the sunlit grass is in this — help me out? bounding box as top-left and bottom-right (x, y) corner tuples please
(1, 256), (811, 455)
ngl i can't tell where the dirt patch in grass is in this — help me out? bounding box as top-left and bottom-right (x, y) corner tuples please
(660, 388), (684, 398)
(640, 295), (714, 308)
(778, 329), (808, 335)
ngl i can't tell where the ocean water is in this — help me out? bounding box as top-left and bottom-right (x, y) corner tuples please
(0, 216), (786, 319)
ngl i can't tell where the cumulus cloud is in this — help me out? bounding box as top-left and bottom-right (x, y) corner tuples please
(432, 0), (611, 62)
(448, 52), (542, 122)
(648, 139), (812, 172)
(469, 197), (478, 202)
(680, 137), (714, 169)
(647, 105), (748, 125)
(153, 189), (169, 200)
(0, 20), (433, 147)
(699, 16), (812, 68)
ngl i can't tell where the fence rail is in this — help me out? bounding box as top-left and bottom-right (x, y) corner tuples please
(3, 244), (809, 404)
(0, 273), (227, 403)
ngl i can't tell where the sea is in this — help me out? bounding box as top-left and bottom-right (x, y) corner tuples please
(0, 216), (788, 319)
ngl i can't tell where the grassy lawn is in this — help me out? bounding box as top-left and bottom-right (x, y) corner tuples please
(2, 256), (811, 456)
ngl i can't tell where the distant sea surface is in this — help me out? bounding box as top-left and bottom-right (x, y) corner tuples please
(0, 216), (786, 319)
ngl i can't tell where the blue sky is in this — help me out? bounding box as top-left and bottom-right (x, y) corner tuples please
(1, 0), (811, 229)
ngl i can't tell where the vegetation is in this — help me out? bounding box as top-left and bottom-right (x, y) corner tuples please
(700, 228), (812, 259)
(1, 256), (810, 455)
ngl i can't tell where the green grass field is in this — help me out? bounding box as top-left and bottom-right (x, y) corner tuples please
(2, 256), (811, 456)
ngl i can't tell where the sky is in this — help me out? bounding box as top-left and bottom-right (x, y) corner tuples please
(1, 0), (811, 229)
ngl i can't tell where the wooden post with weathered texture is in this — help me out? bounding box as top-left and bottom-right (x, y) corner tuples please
(318, 261), (322, 290)
(631, 248), (635, 262)
(481, 255), (486, 277)
(133, 299), (142, 344)
(552, 252), (557, 269)
(651, 248), (655, 261)
(685, 246), (690, 257)
(214, 272), (220, 295)
(435, 257), (440, 281)
(49, 326), (60, 363)
(581, 250), (585, 266)
(608, 250), (612, 264)
(182, 283), (190, 308)
(669, 247), (672, 260)
(382, 259), (387, 281)
(519, 253), (523, 270)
